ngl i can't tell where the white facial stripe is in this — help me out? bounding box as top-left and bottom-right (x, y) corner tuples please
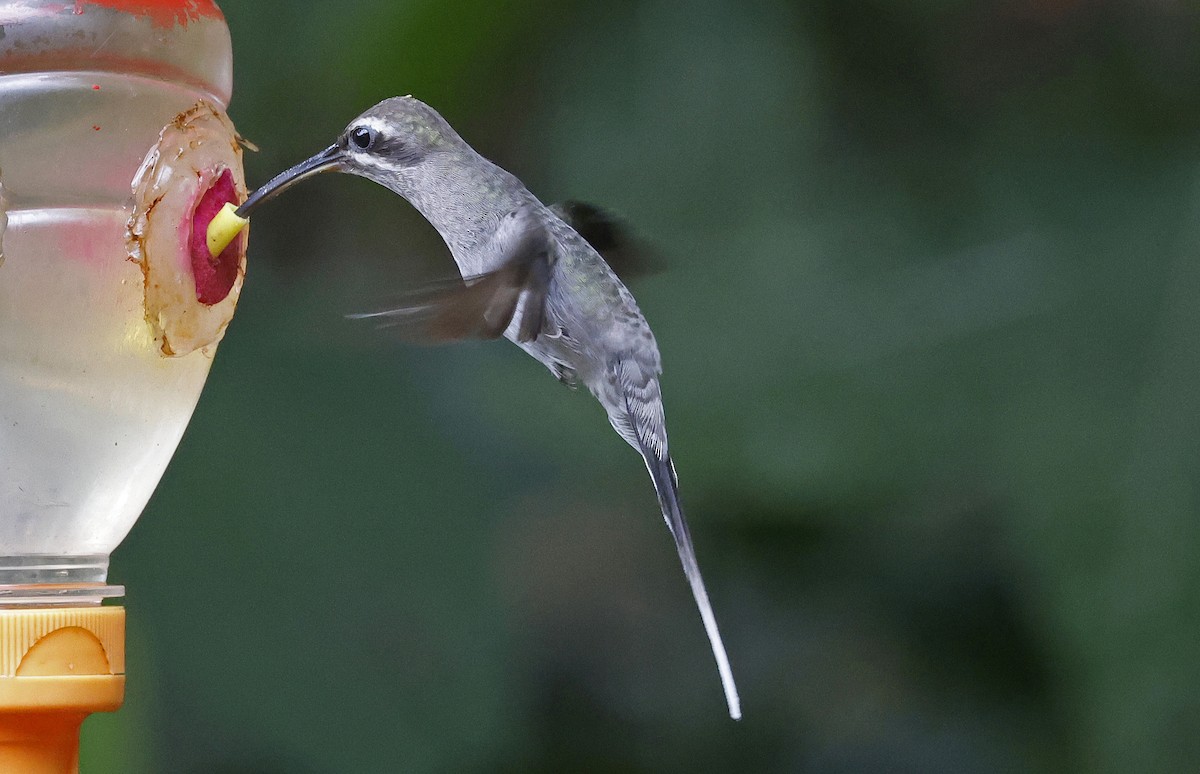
(352, 152), (405, 173)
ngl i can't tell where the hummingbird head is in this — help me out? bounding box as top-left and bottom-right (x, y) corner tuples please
(238, 96), (465, 215)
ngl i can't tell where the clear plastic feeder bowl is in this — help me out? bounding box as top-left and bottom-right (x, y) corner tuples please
(0, 1), (244, 605)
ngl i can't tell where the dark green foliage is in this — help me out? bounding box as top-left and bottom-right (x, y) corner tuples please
(82, 1), (1200, 772)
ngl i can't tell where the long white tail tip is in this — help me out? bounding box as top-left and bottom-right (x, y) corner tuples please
(702, 598), (742, 720)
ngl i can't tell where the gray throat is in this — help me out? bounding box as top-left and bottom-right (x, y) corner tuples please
(385, 151), (537, 263)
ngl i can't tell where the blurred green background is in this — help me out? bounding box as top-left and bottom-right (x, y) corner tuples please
(81, 0), (1200, 771)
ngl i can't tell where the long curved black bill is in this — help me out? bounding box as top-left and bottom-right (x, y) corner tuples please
(235, 144), (342, 218)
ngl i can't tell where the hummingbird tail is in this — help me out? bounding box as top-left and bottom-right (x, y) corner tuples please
(638, 442), (742, 721)
(608, 357), (741, 718)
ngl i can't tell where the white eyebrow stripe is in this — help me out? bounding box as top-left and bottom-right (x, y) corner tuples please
(355, 116), (390, 134)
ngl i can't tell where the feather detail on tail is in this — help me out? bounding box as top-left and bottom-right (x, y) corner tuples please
(610, 357), (742, 720)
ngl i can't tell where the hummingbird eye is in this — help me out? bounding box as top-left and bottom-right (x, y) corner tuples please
(350, 126), (376, 150)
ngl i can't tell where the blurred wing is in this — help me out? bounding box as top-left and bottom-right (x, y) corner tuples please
(349, 207), (553, 344)
(552, 200), (665, 280)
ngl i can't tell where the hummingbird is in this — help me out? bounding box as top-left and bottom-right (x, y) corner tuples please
(236, 96), (741, 719)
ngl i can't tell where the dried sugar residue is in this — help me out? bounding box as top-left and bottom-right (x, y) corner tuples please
(126, 100), (247, 357)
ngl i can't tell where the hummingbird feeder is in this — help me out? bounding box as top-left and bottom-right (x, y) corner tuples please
(0, 1), (245, 769)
